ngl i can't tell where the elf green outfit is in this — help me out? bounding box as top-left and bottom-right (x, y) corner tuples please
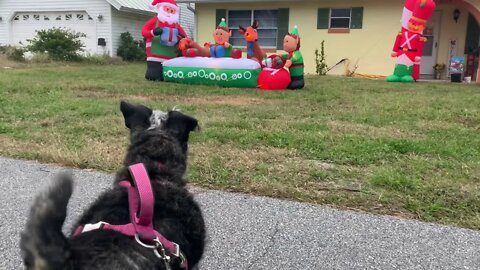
(281, 26), (305, 90)
(210, 18), (233, 58)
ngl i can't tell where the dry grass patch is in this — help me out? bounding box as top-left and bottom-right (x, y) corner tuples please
(0, 135), (124, 171)
(74, 90), (272, 107)
(416, 120), (465, 130)
(189, 142), (366, 195)
(0, 54), (23, 69)
(328, 120), (424, 139)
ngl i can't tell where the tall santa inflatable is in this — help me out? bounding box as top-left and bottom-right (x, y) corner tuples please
(142, 0), (188, 81)
(387, 0), (436, 83)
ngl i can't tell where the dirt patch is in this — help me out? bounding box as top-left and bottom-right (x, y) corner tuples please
(75, 90), (271, 107)
(131, 94), (271, 106)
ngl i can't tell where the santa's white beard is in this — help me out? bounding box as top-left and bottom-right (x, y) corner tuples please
(156, 4), (179, 25)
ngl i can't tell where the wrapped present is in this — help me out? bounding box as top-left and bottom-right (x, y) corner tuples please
(262, 54), (285, 69)
(232, 49), (242, 59)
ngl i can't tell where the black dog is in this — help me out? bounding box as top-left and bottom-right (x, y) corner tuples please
(21, 101), (206, 269)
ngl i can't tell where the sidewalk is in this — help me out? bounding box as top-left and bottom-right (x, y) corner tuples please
(1, 157), (479, 269)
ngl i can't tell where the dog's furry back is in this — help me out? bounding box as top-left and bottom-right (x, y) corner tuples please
(21, 103), (206, 270)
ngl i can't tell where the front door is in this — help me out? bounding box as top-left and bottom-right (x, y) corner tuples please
(420, 11), (442, 77)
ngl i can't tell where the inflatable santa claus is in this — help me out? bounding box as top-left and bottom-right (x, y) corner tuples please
(387, 0), (436, 83)
(142, 0), (188, 81)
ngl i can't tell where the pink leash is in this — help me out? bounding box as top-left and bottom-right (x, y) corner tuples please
(74, 163), (187, 269)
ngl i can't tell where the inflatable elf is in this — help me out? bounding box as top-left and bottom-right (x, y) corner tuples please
(282, 26), (304, 90)
(387, 0), (436, 82)
(142, 0), (188, 81)
(205, 18), (234, 58)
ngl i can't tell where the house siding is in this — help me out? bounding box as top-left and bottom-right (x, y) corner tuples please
(195, 0), (472, 76)
(110, 7), (151, 56)
(178, 3), (196, 40)
(0, 0), (112, 54)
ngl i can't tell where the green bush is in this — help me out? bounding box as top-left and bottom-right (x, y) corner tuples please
(27, 28), (86, 61)
(117, 32), (145, 61)
(0, 45), (25, 62)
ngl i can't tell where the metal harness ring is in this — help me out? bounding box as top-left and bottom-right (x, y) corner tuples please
(134, 234), (158, 249)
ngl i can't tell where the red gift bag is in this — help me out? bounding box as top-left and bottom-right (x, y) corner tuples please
(258, 68), (291, 90)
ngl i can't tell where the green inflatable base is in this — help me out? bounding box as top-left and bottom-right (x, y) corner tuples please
(163, 66), (261, 88)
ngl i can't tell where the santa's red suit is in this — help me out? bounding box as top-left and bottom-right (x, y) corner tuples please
(142, 17), (187, 62)
(142, 0), (188, 81)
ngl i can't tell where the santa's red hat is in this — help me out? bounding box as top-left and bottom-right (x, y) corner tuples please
(151, 0), (177, 6)
(411, 0), (436, 23)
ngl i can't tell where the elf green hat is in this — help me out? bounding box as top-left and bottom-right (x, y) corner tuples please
(218, 18), (228, 28)
(289, 25), (300, 37)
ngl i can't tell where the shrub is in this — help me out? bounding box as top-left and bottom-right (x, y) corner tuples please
(30, 52), (51, 63)
(0, 45), (25, 62)
(315, 41), (328, 76)
(117, 32), (145, 61)
(27, 28), (86, 61)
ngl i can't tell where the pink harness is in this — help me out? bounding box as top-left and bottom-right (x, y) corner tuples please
(74, 163), (187, 269)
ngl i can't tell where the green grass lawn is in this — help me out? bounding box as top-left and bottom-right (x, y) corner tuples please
(1, 62), (479, 229)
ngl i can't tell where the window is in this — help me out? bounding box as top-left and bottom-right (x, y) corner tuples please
(330, 8), (351, 28)
(228, 10), (278, 48)
(77, 14), (84, 20)
(317, 7), (363, 31)
(44, 16), (50, 21)
(23, 15), (30, 21)
(88, 15), (93, 21)
(33, 14), (40, 21)
(56, 15), (62, 21)
(14, 15), (19, 21)
(65, 14), (72, 21)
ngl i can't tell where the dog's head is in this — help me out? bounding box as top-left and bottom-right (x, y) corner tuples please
(120, 100), (199, 154)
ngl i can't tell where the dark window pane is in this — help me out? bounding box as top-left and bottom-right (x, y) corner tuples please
(254, 10), (278, 28)
(330, 18), (350, 28)
(229, 10), (278, 47)
(257, 29), (277, 39)
(258, 37), (277, 47)
(230, 31), (245, 47)
(228, 10), (251, 27)
(423, 38), (433, 56)
(331, 8), (351, 18)
(229, 10), (251, 19)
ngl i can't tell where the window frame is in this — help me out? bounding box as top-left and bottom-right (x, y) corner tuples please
(329, 8), (352, 29)
(227, 9), (279, 49)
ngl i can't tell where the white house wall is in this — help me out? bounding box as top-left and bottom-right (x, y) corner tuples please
(110, 7), (151, 56)
(178, 3), (195, 40)
(0, 0), (113, 55)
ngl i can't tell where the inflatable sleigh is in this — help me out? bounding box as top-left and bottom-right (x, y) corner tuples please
(163, 57), (261, 88)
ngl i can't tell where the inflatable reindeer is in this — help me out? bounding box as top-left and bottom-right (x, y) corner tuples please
(239, 20), (266, 63)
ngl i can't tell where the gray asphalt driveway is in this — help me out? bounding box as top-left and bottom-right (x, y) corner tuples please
(1, 157), (479, 269)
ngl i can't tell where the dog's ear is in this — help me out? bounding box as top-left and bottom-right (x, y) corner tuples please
(165, 110), (200, 145)
(120, 100), (153, 130)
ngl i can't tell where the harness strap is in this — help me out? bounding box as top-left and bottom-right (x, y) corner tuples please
(73, 163), (187, 269)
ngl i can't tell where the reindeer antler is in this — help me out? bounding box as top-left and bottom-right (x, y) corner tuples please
(252, 20), (259, 29)
(238, 25), (247, 34)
